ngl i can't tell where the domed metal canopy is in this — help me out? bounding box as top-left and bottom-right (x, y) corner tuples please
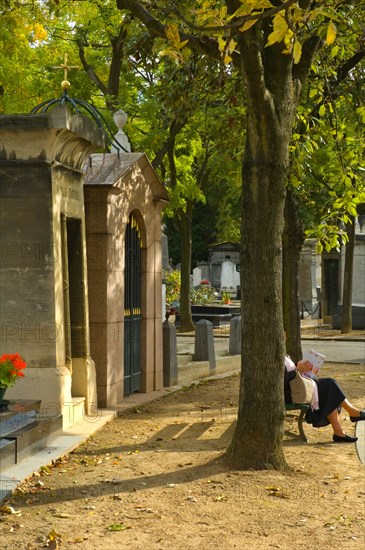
(30, 54), (129, 153)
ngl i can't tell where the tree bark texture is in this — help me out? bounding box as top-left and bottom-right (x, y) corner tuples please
(282, 189), (305, 363)
(225, 28), (301, 470)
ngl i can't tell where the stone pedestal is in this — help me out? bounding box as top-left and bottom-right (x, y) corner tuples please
(194, 320), (216, 372)
(0, 400), (62, 470)
(229, 316), (241, 355)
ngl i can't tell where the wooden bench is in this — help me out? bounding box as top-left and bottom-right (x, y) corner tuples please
(285, 403), (310, 442)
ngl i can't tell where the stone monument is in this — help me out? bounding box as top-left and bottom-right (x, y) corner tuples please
(0, 63), (170, 421)
(0, 104), (103, 422)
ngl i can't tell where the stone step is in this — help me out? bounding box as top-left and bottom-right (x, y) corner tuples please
(0, 400), (63, 471)
(62, 397), (86, 428)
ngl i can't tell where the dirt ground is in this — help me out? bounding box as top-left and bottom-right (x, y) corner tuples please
(1, 362), (364, 550)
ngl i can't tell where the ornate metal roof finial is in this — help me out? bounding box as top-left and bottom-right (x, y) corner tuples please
(52, 53), (79, 91)
(31, 56), (130, 153)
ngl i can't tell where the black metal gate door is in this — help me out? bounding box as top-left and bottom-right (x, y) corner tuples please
(124, 214), (142, 396)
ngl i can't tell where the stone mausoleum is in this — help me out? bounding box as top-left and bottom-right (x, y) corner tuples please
(0, 99), (168, 424)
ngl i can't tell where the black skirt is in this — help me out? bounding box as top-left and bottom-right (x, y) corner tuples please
(305, 378), (346, 427)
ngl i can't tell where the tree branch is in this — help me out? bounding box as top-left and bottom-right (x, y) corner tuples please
(76, 38), (109, 97)
(108, 24), (128, 99)
(166, 0), (298, 33)
(308, 46), (365, 118)
(151, 117), (187, 170)
(117, 0), (230, 64)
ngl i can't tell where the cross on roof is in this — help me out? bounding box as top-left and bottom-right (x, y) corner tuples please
(52, 54), (79, 89)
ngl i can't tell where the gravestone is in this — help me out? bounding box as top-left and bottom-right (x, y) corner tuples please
(193, 266), (202, 287)
(196, 261), (210, 283)
(194, 320), (216, 372)
(220, 256), (240, 296)
(207, 242), (240, 290)
(229, 316), (241, 355)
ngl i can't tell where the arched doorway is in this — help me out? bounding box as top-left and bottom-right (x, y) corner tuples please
(124, 212), (142, 396)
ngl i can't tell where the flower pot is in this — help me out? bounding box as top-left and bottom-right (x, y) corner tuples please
(0, 386), (9, 410)
(0, 386), (6, 403)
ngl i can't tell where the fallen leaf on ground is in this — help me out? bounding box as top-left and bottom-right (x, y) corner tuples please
(107, 523), (132, 531)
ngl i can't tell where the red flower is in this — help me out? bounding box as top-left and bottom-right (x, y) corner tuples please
(0, 353), (26, 388)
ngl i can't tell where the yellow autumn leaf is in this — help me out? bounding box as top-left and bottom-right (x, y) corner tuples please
(234, 0), (272, 18)
(33, 23), (47, 42)
(326, 20), (337, 45)
(228, 38), (237, 53)
(224, 54), (233, 64)
(165, 23), (180, 45)
(176, 39), (189, 51)
(293, 40), (302, 64)
(239, 19), (258, 32)
(219, 6), (227, 19)
(218, 36), (226, 52)
(160, 49), (180, 62)
(266, 14), (288, 47)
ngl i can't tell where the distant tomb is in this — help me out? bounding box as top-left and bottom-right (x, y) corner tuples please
(207, 242), (240, 294)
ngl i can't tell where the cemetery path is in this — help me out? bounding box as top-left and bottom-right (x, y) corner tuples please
(1, 362), (364, 550)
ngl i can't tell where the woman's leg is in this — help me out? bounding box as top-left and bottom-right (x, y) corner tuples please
(327, 409), (346, 436)
(340, 399), (363, 418)
(327, 408), (358, 442)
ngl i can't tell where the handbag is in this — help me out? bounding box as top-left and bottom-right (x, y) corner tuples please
(289, 371), (314, 404)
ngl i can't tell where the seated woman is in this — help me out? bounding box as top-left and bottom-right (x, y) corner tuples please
(285, 355), (365, 443)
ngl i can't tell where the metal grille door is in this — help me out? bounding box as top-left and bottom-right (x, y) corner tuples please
(124, 214), (142, 396)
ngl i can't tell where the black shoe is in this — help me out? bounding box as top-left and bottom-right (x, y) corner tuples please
(333, 434), (358, 443)
(350, 410), (365, 422)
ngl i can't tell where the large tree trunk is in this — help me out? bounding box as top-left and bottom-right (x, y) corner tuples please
(116, 0), (321, 471)
(226, 134), (288, 470)
(341, 216), (355, 334)
(282, 189), (305, 363)
(225, 32), (301, 470)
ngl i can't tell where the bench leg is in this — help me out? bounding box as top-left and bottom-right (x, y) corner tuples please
(298, 409), (308, 442)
